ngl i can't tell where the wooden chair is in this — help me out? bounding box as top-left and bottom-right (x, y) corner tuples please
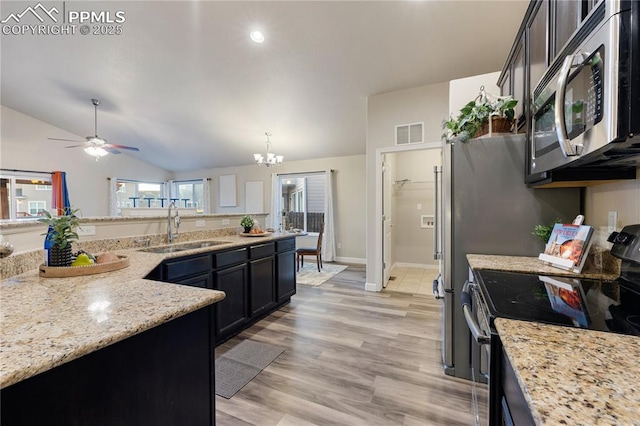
(297, 225), (323, 272)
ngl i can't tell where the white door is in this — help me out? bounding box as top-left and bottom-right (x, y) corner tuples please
(382, 155), (392, 287)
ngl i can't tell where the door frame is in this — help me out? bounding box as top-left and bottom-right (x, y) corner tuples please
(372, 142), (442, 292)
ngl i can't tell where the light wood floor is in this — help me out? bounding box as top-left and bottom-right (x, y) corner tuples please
(215, 265), (487, 425)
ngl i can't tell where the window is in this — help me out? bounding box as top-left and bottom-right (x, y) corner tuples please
(171, 180), (205, 212)
(276, 172), (325, 232)
(114, 179), (166, 211)
(0, 173), (52, 220)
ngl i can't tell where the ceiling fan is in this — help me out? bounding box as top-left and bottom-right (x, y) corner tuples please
(48, 98), (139, 158)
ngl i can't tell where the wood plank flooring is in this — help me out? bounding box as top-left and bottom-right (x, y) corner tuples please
(215, 265), (487, 425)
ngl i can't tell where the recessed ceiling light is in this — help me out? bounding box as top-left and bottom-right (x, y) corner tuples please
(250, 30), (264, 43)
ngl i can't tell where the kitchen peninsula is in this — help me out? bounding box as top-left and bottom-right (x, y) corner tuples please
(0, 231), (297, 425)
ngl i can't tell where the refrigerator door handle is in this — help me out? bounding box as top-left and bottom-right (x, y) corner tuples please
(461, 281), (491, 345)
(433, 165), (442, 260)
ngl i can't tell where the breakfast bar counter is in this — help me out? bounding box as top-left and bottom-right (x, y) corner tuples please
(496, 318), (640, 425)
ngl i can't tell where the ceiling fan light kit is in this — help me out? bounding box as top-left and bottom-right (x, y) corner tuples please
(48, 98), (140, 159)
(254, 132), (283, 167)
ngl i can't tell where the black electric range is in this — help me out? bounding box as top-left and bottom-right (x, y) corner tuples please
(474, 270), (640, 336)
(474, 224), (640, 337)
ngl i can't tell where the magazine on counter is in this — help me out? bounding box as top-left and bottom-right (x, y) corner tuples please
(538, 223), (594, 273)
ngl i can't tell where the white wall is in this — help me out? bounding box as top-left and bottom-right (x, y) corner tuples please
(585, 167), (640, 245)
(448, 71), (501, 115)
(366, 82), (449, 290)
(174, 154), (367, 262)
(1, 106), (172, 217)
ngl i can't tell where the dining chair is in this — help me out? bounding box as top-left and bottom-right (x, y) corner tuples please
(296, 224), (324, 272)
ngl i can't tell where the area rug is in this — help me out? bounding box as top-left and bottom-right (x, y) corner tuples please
(215, 340), (285, 399)
(297, 262), (348, 286)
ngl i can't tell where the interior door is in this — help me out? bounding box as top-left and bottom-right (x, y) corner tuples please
(382, 154), (392, 287)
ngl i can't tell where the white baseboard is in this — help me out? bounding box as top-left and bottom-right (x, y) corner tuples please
(392, 262), (439, 270)
(365, 282), (380, 292)
(335, 256), (366, 265)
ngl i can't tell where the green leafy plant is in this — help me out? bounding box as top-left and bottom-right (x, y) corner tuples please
(532, 218), (563, 243)
(240, 215), (254, 228)
(442, 94), (518, 142)
(37, 209), (80, 248)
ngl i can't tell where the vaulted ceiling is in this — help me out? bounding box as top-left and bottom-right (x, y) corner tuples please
(1, 1), (528, 171)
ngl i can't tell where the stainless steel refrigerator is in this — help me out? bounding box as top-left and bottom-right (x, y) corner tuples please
(433, 134), (580, 381)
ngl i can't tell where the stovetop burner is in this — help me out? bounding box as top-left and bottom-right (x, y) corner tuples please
(475, 270), (640, 336)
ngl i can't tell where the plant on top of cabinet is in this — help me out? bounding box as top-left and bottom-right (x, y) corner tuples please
(442, 86), (518, 142)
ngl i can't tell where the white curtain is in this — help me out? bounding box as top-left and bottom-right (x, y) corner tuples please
(203, 178), (212, 214)
(270, 173), (280, 230)
(108, 177), (118, 216)
(322, 169), (336, 262)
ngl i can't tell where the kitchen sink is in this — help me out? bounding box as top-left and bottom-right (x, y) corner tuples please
(139, 240), (231, 254)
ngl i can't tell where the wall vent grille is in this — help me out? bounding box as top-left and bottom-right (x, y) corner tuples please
(395, 122), (424, 145)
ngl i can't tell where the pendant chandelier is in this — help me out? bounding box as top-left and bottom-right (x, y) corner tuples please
(253, 132), (283, 167)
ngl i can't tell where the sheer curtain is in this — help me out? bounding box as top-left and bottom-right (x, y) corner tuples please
(322, 169), (336, 262)
(270, 173), (280, 230)
(203, 178), (212, 214)
(108, 177), (118, 216)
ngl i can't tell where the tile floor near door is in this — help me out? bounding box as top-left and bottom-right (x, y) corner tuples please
(385, 267), (438, 295)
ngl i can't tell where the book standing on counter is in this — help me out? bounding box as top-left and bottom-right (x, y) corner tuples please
(538, 223), (594, 273)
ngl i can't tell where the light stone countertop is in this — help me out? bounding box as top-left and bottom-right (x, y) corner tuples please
(496, 318), (640, 425)
(0, 232), (296, 389)
(467, 253), (620, 281)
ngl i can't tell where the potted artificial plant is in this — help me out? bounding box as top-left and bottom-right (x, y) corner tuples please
(240, 215), (255, 233)
(442, 89), (518, 142)
(38, 209), (80, 266)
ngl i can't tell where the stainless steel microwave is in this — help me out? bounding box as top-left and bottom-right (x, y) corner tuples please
(528, 0), (639, 184)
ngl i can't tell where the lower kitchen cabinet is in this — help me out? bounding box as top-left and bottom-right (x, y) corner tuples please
(1, 307), (215, 426)
(249, 256), (276, 317)
(276, 249), (296, 302)
(145, 237), (296, 346)
(213, 263), (249, 341)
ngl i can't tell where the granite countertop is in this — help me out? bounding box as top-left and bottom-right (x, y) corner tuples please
(496, 318), (640, 425)
(467, 253), (620, 281)
(0, 232), (295, 389)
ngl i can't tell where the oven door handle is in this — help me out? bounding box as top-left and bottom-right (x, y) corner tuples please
(461, 281), (491, 346)
(554, 53), (582, 157)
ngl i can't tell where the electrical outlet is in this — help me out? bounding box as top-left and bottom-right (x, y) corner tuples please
(337, 242), (342, 249)
(77, 225), (96, 236)
(195, 220), (205, 227)
(608, 211), (617, 233)
(221, 219), (230, 225)
(417, 203), (422, 211)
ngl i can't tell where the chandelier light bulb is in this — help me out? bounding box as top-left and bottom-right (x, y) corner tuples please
(254, 132), (283, 167)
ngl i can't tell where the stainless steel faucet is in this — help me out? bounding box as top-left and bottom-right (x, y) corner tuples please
(167, 201), (180, 243)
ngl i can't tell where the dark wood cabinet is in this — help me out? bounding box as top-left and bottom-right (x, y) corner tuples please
(276, 238), (296, 303)
(1, 307), (215, 426)
(145, 237), (295, 346)
(213, 263), (249, 340)
(528, 0), (548, 94)
(249, 253), (276, 317)
(512, 35), (526, 128)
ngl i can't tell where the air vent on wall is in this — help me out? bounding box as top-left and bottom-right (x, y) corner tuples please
(395, 122), (424, 145)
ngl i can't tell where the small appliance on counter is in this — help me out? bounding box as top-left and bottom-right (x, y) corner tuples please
(463, 224), (640, 425)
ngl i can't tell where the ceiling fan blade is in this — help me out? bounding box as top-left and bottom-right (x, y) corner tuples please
(106, 143), (140, 152)
(103, 146), (122, 154)
(49, 137), (84, 143)
(65, 144), (86, 148)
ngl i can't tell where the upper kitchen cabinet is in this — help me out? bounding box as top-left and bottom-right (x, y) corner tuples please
(498, 0), (639, 187)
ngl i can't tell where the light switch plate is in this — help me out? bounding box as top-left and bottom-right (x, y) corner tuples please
(221, 219), (230, 225)
(77, 225), (96, 236)
(196, 220), (206, 227)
